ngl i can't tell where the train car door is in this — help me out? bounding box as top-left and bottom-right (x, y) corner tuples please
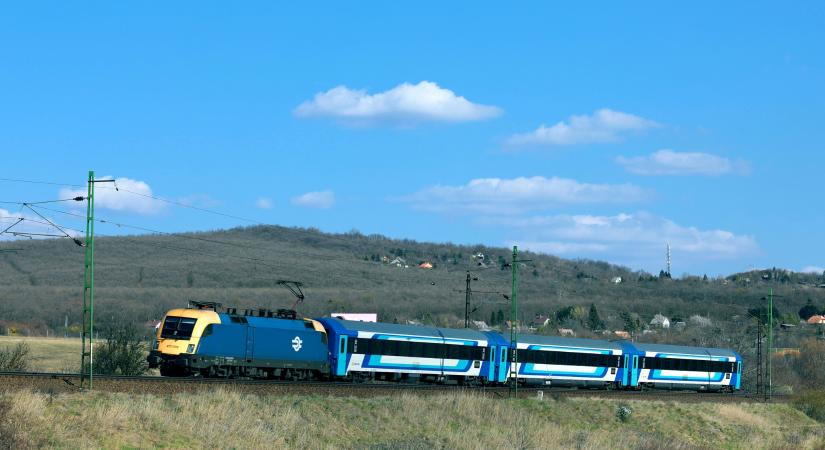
(622, 355), (630, 387)
(497, 346), (509, 382)
(244, 327), (254, 362)
(735, 361), (742, 390)
(336, 335), (349, 377)
(631, 355), (640, 386)
(487, 346), (496, 381)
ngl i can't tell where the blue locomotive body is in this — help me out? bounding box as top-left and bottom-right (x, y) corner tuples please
(150, 309), (329, 379)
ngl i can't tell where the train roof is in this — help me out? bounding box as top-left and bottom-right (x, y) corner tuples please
(632, 342), (739, 358)
(508, 333), (626, 350)
(218, 314), (316, 331)
(319, 318), (491, 341)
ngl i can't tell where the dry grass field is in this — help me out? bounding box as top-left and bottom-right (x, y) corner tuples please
(1, 389), (822, 449)
(0, 336), (81, 373)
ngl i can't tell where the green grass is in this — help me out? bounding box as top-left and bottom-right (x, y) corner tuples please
(1, 389), (822, 449)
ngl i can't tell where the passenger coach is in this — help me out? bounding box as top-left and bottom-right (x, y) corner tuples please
(508, 334), (631, 388)
(632, 343), (742, 392)
(319, 318), (508, 384)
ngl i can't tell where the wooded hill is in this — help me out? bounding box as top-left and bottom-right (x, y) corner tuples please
(1, 224), (824, 337)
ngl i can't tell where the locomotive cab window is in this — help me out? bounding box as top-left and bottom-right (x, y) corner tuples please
(160, 316), (197, 339)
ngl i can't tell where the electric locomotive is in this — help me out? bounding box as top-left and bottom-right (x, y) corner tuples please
(148, 301), (329, 379)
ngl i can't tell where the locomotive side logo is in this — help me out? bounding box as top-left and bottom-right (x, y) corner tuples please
(292, 336), (303, 352)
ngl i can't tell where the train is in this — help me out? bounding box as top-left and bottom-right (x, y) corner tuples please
(147, 302), (742, 392)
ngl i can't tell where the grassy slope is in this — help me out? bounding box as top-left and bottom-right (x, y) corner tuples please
(1, 390), (822, 449)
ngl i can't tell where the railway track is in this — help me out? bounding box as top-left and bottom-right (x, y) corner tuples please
(0, 371), (782, 403)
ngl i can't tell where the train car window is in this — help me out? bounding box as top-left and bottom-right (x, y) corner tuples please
(202, 324), (214, 337)
(340, 337), (346, 353)
(304, 321), (314, 329)
(229, 316), (248, 324)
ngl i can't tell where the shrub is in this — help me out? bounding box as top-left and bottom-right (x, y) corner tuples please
(0, 343), (30, 372)
(92, 322), (148, 376)
(616, 404), (632, 423)
(793, 390), (825, 423)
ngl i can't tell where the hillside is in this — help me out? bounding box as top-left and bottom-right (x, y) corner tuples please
(2, 224), (824, 338)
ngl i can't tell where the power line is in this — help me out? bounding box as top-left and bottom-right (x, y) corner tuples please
(0, 215), (85, 234)
(96, 185), (263, 225)
(0, 177), (85, 187)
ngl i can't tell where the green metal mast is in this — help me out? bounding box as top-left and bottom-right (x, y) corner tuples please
(509, 245), (518, 398)
(80, 170), (95, 389)
(767, 288), (773, 401)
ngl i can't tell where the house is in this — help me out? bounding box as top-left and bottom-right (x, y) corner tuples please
(332, 313), (377, 322)
(418, 262), (433, 269)
(532, 315), (551, 328)
(472, 320), (491, 331)
(611, 276), (623, 284)
(614, 330), (631, 339)
(388, 257), (406, 267)
(807, 315), (825, 325)
(650, 314), (670, 329)
(557, 328), (575, 337)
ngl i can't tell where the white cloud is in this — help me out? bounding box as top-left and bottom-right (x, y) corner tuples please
(59, 177), (163, 214)
(294, 81), (502, 124)
(256, 197), (273, 209)
(404, 176), (648, 214)
(801, 266), (825, 274)
(616, 149), (750, 176)
(501, 211), (758, 269)
(506, 108), (659, 147)
(291, 190), (335, 209)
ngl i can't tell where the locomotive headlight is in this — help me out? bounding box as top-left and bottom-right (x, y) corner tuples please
(187, 344), (195, 353)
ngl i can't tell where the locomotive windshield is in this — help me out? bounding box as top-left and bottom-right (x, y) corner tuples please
(160, 316), (197, 339)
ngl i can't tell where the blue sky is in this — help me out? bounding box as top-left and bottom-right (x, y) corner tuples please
(1, 2), (823, 276)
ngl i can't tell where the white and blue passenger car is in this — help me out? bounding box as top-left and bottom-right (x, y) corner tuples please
(319, 318), (508, 384)
(507, 334), (630, 388)
(632, 343), (742, 392)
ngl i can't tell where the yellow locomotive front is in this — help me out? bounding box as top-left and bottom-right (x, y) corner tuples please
(147, 305), (221, 376)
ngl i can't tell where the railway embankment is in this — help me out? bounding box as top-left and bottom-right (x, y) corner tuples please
(1, 387), (821, 449)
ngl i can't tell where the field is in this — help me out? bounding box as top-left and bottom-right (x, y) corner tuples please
(0, 336), (81, 373)
(0, 389), (822, 449)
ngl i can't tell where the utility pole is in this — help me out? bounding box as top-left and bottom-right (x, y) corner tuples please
(755, 318), (762, 397)
(80, 170), (95, 389)
(506, 246), (532, 398)
(80, 171), (115, 390)
(464, 272), (472, 328)
(767, 288), (773, 401)
(509, 246), (518, 398)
